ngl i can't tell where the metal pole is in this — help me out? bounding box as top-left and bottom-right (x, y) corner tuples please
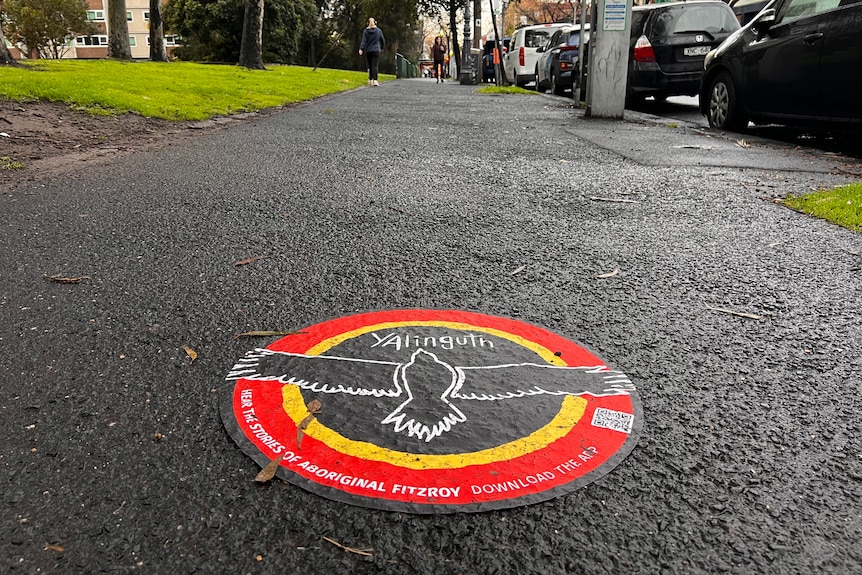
(460, 1), (473, 84)
(573, 0), (588, 103)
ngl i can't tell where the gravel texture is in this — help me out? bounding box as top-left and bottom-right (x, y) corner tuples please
(1, 79), (860, 574)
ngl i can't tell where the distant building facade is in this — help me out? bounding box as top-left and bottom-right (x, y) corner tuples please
(5, 0), (178, 59)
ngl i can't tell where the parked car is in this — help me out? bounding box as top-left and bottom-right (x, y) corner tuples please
(503, 23), (567, 87)
(482, 38), (510, 83)
(627, 0), (740, 105)
(700, 0), (862, 133)
(535, 24), (591, 95)
(578, 1), (739, 105)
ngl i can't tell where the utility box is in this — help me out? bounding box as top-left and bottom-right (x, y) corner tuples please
(585, 0), (632, 119)
(460, 49), (481, 85)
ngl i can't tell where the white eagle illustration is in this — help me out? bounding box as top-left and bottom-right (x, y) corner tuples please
(227, 348), (634, 443)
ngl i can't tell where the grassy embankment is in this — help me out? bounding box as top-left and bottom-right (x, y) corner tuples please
(0, 59), (383, 120)
(0, 60), (859, 232)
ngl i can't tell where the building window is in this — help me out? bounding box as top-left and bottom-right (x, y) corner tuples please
(147, 36), (181, 47)
(76, 35), (108, 46)
(143, 11), (150, 21)
(87, 10), (105, 21)
(129, 36), (137, 47)
(126, 11), (133, 21)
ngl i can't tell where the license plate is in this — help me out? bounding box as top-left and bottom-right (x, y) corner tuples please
(683, 46), (711, 57)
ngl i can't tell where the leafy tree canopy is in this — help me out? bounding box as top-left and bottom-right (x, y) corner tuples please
(164, 0), (318, 63)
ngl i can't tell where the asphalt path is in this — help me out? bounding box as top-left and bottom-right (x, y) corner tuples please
(2, 78), (861, 574)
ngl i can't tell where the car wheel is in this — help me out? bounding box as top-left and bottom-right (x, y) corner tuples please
(515, 74), (527, 88)
(534, 67), (544, 92)
(552, 73), (565, 96)
(707, 72), (748, 132)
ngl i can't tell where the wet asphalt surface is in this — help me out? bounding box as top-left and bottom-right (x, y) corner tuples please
(2, 78), (861, 574)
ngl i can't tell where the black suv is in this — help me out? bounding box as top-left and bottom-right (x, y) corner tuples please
(700, 0), (862, 132)
(627, 0), (739, 104)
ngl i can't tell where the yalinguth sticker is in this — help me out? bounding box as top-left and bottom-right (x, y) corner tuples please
(221, 309), (642, 513)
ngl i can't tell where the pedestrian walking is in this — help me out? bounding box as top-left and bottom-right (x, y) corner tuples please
(431, 37), (447, 83)
(359, 18), (385, 87)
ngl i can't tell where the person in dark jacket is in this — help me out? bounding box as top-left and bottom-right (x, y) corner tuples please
(359, 18), (385, 87)
(431, 37), (447, 83)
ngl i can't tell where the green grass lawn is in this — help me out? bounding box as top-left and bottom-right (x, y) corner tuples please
(0, 60), (385, 120)
(784, 182), (862, 233)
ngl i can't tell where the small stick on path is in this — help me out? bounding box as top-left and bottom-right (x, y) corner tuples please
(322, 536), (373, 557)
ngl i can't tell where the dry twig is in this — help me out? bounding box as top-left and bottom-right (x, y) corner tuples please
(588, 196), (637, 203)
(46, 275), (90, 283)
(706, 305), (763, 320)
(322, 536), (373, 557)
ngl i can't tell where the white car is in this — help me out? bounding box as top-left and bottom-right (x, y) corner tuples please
(503, 23), (567, 88)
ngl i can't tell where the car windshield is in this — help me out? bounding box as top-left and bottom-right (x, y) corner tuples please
(525, 30), (552, 47)
(651, 5), (739, 35)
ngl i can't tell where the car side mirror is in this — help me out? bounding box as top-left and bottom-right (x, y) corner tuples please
(753, 8), (776, 33)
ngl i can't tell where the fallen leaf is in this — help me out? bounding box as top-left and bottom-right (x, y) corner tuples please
(593, 267), (620, 279)
(297, 399), (322, 449)
(323, 536), (373, 557)
(254, 453), (286, 483)
(234, 330), (306, 340)
(736, 139), (751, 148)
(182, 346), (198, 363)
(509, 265), (526, 275)
(46, 275), (91, 284)
(234, 256), (267, 266)
(706, 305), (763, 320)
(44, 544), (64, 553)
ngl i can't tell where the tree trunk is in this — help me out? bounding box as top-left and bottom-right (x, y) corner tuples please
(149, 0), (169, 62)
(238, 0), (265, 70)
(107, 0), (132, 59)
(449, 8), (460, 75)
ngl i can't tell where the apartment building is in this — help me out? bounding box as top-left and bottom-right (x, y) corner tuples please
(5, 0), (178, 59)
(76, 0), (179, 58)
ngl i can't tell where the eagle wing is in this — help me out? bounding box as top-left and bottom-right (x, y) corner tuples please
(226, 348), (403, 398)
(450, 362), (634, 401)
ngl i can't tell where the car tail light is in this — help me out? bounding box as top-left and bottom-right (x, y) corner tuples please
(519, 46), (525, 67)
(633, 35), (656, 63)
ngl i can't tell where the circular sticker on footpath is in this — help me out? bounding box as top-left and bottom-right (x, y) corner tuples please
(221, 309), (642, 513)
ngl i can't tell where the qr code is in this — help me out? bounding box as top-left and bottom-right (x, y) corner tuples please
(591, 408), (634, 433)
